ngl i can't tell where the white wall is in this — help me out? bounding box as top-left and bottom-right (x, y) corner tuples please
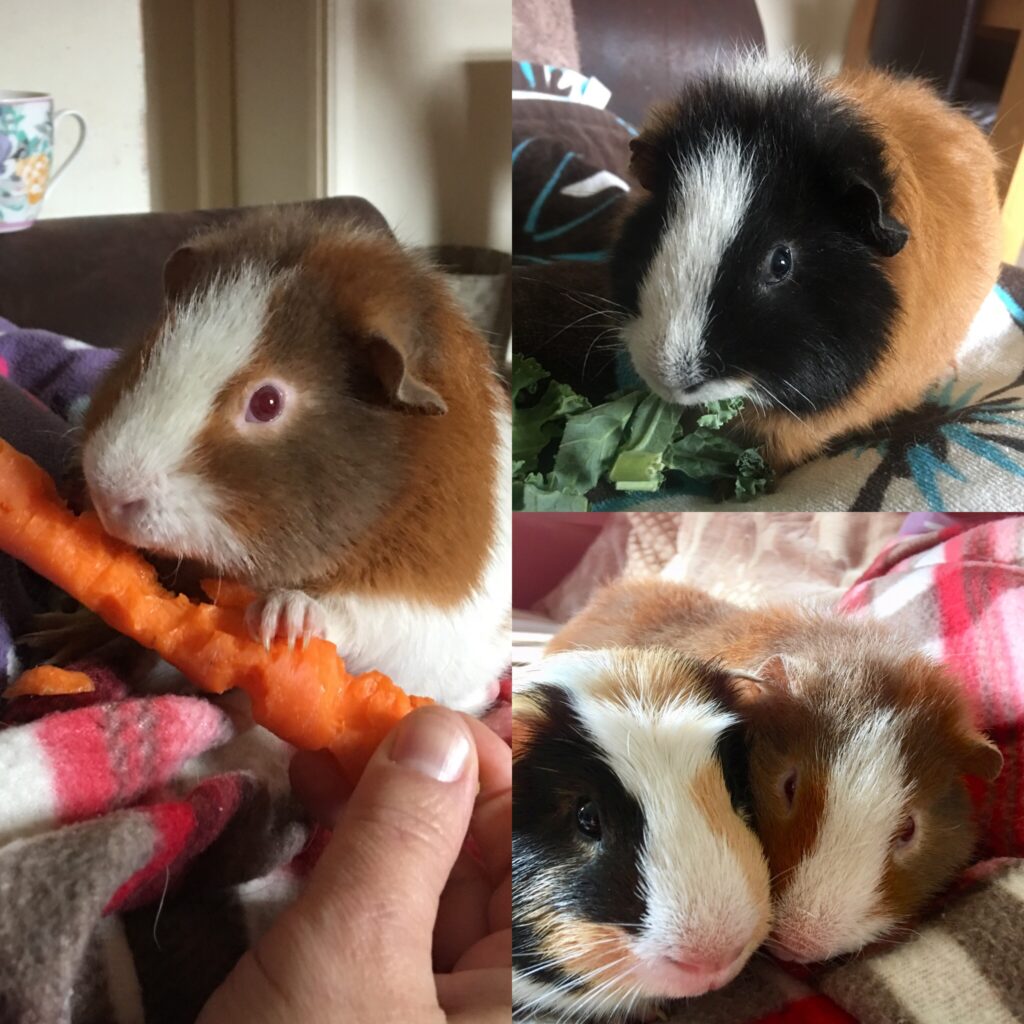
(754, 0), (858, 71)
(2, 0), (150, 219)
(327, 0), (512, 251)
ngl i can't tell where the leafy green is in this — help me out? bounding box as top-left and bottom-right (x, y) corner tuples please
(511, 354), (591, 472)
(511, 355), (773, 508)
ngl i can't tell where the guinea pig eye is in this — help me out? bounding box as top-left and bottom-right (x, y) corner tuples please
(576, 798), (602, 840)
(246, 383), (285, 423)
(894, 814), (917, 847)
(781, 769), (798, 809)
(766, 245), (793, 284)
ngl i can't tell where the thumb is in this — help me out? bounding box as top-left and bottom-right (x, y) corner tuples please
(286, 706), (477, 1005)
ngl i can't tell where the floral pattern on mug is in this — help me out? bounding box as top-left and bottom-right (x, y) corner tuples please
(0, 103), (53, 218)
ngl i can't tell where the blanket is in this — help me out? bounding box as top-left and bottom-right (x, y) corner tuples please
(0, 319), (510, 1023)
(514, 514), (1024, 1023)
(512, 74), (1024, 512)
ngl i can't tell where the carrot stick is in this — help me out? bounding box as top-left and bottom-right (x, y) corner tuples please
(6, 665), (95, 697)
(0, 439), (431, 783)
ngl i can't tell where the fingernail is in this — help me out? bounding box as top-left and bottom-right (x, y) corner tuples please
(390, 708), (471, 782)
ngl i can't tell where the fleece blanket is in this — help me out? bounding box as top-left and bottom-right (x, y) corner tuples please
(512, 73), (1024, 512)
(515, 514), (1024, 1023)
(0, 319), (510, 1023)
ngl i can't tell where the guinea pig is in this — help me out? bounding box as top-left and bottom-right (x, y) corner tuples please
(610, 53), (1002, 472)
(512, 646), (772, 1022)
(549, 579), (1003, 964)
(79, 209), (510, 713)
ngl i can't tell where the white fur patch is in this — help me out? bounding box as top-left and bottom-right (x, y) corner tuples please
(773, 709), (909, 960)
(572, 677), (764, 963)
(622, 134), (755, 404)
(320, 396), (511, 712)
(83, 265), (273, 572)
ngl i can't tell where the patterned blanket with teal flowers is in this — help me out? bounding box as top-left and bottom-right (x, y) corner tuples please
(512, 66), (1024, 512)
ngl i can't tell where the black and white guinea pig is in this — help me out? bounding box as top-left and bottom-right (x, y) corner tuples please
(80, 209), (510, 713)
(611, 53), (1002, 472)
(550, 579), (1003, 964)
(512, 647), (771, 1022)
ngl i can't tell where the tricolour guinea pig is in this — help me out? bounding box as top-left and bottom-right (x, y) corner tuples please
(512, 646), (771, 1022)
(611, 54), (1002, 472)
(549, 579), (1003, 964)
(80, 209), (510, 713)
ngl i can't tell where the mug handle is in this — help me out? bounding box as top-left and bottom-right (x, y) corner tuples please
(47, 109), (87, 193)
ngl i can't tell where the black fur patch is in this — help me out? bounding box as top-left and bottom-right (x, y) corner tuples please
(612, 68), (905, 414)
(512, 684), (646, 986)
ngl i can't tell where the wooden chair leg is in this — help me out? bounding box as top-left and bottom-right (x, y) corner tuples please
(991, 32), (1024, 262)
(844, 0), (881, 68)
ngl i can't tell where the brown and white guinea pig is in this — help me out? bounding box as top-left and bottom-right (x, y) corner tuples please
(80, 209), (510, 713)
(512, 647), (771, 1022)
(549, 579), (1003, 964)
(610, 54), (1002, 472)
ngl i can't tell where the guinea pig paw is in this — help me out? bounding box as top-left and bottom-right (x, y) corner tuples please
(245, 590), (328, 651)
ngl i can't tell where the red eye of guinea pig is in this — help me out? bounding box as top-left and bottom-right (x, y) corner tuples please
(781, 768), (798, 809)
(246, 383), (285, 423)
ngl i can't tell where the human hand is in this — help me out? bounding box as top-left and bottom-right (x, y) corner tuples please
(197, 706), (512, 1024)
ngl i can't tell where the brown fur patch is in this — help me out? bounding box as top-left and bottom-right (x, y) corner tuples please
(533, 912), (639, 998)
(690, 760), (773, 916)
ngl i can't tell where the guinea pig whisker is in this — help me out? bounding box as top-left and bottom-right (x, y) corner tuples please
(582, 327), (626, 380)
(567, 288), (631, 315)
(778, 376), (817, 412)
(755, 381), (804, 422)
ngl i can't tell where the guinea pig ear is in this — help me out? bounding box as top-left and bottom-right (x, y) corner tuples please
(725, 670), (770, 706)
(355, 332), (448, 416)
(628, 136), (666, 192)
(959, 733), (1003, 781)
(841, 177), (910, 257)
(163, 245), (204, 304)
(751, 654), (799, 691)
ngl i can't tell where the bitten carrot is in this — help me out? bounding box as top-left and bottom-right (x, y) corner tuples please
(6, 665), (95, 697)
(0, 438), (431, 783)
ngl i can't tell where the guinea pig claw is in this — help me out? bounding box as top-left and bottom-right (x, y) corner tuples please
(246, 590), (328, 653)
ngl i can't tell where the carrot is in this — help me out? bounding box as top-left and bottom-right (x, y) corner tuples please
(5, 665), (95, 697)
(0, 439), (431, 783)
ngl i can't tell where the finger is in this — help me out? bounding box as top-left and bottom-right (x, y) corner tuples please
(452, 928), (512, 973)
(289, 748), (351, 826)
(300, 706), (478, 983)
(461, 715), (512, 884)
(434, 848), (490, 971)
(435, 964), (512, 1018)
(488, 871), (512, 933)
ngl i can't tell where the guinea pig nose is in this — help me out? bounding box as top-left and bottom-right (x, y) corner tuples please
(669, 942), (746, 975)
(102, 495), (150, 530)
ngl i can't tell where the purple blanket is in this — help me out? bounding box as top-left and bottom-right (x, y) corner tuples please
(0, 317), (117, 685)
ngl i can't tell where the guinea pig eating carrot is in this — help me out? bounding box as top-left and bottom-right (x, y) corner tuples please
(80, 209), (510, 713)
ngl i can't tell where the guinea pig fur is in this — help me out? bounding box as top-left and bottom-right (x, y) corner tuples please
(549, 579), (1003, 964)
(611, 54), (1002, 472)
(81, 209), (510, 713)
(512, 647), (771, 1022)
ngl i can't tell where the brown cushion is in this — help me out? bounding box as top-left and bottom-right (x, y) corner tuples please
(0, 196), (388, 349)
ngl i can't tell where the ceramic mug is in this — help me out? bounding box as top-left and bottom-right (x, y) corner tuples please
(0, 90), (86, 232)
